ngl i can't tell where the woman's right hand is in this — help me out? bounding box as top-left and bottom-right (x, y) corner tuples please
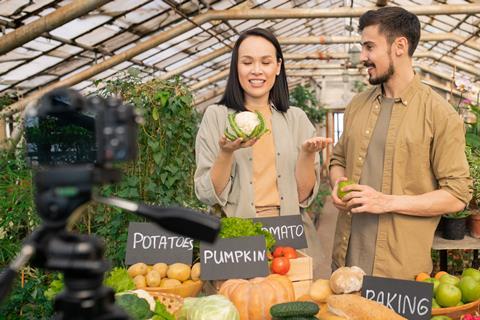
(219, 136), (257, 153)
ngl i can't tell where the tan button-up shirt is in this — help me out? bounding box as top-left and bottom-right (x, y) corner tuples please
(330, 75), (473, 280)
(195, 104), (320, 218)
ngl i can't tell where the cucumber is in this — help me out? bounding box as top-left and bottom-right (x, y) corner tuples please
(270, 301), (319, 318)
(228, 113), (245, 138)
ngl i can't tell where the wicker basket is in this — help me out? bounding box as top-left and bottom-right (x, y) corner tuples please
(147, 291), (184, 315)
(143, 280), (203, 298)
(431, 299), (480, 319)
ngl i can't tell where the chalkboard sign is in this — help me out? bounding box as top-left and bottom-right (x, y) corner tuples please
(253, 215), (307, 249)
(200, 236), (269, 280)
(362, 275), (432, 320)
(125, 222), (193, 265)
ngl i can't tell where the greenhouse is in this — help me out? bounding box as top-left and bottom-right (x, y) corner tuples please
(0, 0), (480, 319)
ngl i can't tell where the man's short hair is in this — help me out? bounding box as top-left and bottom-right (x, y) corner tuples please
(359, 7), (421, 56)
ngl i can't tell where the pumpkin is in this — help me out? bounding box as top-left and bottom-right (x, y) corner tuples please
(219, 274), (295, 320)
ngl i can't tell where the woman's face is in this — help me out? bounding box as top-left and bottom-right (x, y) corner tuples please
(237, 36), (282, 106)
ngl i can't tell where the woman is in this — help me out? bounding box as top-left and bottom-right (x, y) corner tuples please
(194, 28), (331, 278)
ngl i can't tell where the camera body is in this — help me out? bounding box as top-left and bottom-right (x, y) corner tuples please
(25, 87), (139, 170)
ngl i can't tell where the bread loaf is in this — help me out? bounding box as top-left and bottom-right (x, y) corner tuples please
(327, 294), (407, 320)
(329, 266), (365, 294)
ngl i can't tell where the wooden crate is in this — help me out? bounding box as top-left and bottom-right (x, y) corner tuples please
(292, 279), (313, 299)
(286, 250), (313, 299)
(286, 250), (313, 281)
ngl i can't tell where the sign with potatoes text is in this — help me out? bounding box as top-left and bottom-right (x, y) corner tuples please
(362, 275), (433, 320)
(125, 222), (193, 265)
(200, 236), (269, 280)
(253, 215), (308, 249)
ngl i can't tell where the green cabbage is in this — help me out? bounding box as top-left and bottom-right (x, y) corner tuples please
(177, 295), (239, 320)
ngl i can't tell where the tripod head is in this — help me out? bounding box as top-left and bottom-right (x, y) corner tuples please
(0, 88), (221, 319)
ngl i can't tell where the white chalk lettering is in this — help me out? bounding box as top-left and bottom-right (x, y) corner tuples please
(132, 233), (194, 250)
(133, 233), (143, 249)
(366, 290), (430, 316)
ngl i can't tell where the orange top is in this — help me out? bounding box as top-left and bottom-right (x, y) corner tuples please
(251, 107), (281, 214)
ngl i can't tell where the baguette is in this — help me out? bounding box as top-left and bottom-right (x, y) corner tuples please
(327, 294), (407, 320)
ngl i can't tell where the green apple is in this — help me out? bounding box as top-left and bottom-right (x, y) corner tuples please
(337, 180), (355, 199)
(423, 277), (440, 294)
(432, 298), (441, 308)
(462, 268), (480, 282)
(435, 283), (462, 307)
(458, 276), (480, 303)
(439, 274), (460, 286)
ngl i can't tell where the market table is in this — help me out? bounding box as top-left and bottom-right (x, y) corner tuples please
(432, 233), (480, 272)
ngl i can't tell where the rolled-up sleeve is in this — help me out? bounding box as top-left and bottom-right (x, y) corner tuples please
(194, 107), (231, 206)
(432, 111), (473, 205)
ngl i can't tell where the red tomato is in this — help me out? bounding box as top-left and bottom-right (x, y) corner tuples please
(271, 257), (290, 275)
(272, 246), (284, 258)
(282, 247), (297, 259)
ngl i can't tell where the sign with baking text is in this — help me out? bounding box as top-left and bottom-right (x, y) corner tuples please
(125, 222), (193, 265)
(200, 236), (269, 280)
(253, 215), (307, 249)
(362, 275), (432, 320)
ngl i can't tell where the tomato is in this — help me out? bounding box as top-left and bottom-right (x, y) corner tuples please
(271, 257), (290, 275)
(282, 246), (297, 259)
(272, 246), (284, 258)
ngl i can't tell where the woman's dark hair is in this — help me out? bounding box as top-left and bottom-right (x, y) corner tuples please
(219, 28), (289, 112)
(359, 7), (420, 57)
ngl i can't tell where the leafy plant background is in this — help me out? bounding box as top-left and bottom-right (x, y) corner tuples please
(0, 71), (205, 318)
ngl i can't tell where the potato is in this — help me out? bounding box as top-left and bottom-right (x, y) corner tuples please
(167, 263), (191, 282)
(183, 279), (195, 285)
(191, 262), (201, 281)
(152, 263), (168, 278)
(133, 275), (147, 289)
(128, 263), (148, 278)
(147, 265), (153, 273)
(146, 270), (161, 287)
(160, 278), (181, 288)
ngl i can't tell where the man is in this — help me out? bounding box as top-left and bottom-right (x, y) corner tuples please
(329, 6), (472, 280)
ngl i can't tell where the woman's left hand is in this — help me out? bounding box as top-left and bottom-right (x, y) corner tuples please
(301, 137), (332, 154)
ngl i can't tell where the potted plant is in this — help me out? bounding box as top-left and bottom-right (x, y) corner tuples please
(462, 96), (480, 238)
(441, 210), (471, 240)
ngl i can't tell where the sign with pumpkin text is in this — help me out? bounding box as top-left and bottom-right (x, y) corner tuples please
(125, 222), (193, 265)
(252, 215), (307, 249)
(199, 236), (269, 280)
(362, 275), (432, 320)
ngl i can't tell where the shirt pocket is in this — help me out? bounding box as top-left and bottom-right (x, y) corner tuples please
(395, 141), (434, 194)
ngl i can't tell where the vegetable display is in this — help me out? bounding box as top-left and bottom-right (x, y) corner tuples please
(225, 111), (269, 141)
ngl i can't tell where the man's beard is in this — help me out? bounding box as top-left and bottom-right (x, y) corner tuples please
(366, 57), (395, 85)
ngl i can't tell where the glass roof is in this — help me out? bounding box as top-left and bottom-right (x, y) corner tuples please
(0, 0), (479, 109)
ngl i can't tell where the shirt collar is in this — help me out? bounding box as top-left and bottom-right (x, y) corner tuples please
(372, 73), (421, 107)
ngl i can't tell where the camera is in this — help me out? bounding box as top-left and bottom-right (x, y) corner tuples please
(0, 87), (220, 319)
(24, 87), (138, 169)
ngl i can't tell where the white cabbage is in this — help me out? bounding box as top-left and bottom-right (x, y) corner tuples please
(177, 295), (239, 320)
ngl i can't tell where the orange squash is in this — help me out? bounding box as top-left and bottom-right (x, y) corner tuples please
(219, 274), (295, 320)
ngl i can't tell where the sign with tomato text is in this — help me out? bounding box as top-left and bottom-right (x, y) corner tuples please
(125, 222), (193, 265)
(253, 215), (307, 249)
(362, 275), (433, 320)
(199, 236), (269, 280)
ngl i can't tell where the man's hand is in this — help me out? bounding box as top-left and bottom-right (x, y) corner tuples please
(218, 136), (257, 153)
(331, 177), (349, 211)
(342, 184), (393, 214)
(301, 137), (333, 154)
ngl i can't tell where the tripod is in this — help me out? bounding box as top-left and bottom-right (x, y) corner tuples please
(0, 165), (220, 319)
